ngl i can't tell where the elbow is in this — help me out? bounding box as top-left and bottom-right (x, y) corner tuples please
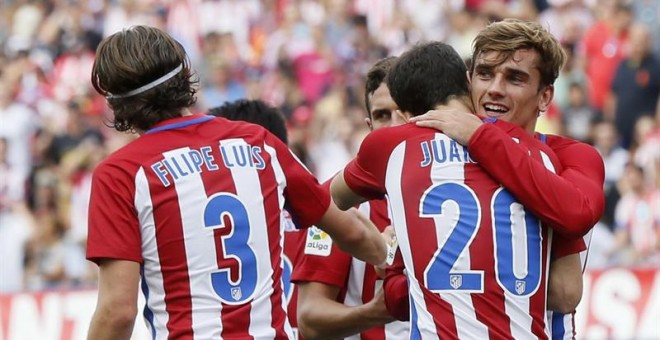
(558, 211), (599, 239)
(297, 322), (324, 340)
(109, 307), (138, 330)
(548, 282), (582, 313)
(332, 196), (353, 211)
(552, 293), (582, 314)
(297, 311), (324, 340)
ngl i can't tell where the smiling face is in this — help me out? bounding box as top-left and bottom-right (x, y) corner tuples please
(366, 82), (398, 130)
(469, 49), (554, 133)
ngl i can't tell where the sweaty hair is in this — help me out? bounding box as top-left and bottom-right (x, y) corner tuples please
(91, 25), (198, 132)
(387, 41), (469, 116)
(364, 56), (398, 115)
(470, 19), (567, 88)
(209, 99), (288, 144)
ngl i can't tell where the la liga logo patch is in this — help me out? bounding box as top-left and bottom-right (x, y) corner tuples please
(305, 226), (332, 256)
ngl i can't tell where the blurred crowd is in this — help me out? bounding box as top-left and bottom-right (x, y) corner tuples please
(0, 0), (658, 293)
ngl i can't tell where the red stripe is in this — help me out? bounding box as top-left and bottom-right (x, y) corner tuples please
(401, 140), (460, 338)
(197, 144), (253, 339)
(148, 169), (194, 339)
(464, 164), (514, 338)
(529, 227), (550, 339)
(258, 145), (289, 338)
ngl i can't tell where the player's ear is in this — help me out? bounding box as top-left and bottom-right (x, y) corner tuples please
(538, 85), (554, 112)
(394, 109), (410, 123)
(466, 70), (472, 86)
(365, 117), (373, 130)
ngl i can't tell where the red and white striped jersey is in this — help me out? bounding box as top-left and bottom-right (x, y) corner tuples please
(86, 114), (330, 339)
(281, 208), (306, 339)
(343, 120), (577, 339)
(540, 134), (605, 340)
(291, 198), (409, 339)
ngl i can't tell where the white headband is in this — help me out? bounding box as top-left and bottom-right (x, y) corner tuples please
(108, 64), (183, 99)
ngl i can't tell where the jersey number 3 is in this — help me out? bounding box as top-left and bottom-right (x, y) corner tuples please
(204, 193), (258, 304)
(421, 183), (542, 296)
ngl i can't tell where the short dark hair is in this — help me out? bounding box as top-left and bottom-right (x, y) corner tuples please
(364, 56), (397, 115)
(91, 25), (198, 132)
(209, 99), (288, 144)
(387, 41), (469, 116)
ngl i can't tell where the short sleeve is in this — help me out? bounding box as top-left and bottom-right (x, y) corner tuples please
(86, 161), (142, 264)
(342, 130), (391, 200)
(269, 135), (331, 227)
(551, 233), (587, 259)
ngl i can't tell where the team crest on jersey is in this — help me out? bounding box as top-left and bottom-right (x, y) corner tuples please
(231, 287), (242, 301)
(304, 226), (332, 256)
(515, 280), (526, 295)
(450, 275), (463, 289)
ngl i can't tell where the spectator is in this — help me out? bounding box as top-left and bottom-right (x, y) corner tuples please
(562, 82), (597, 141)
(591, 120), (630, 229)
(610, 23), (660, 149)
(611, 162), (660, 265)
(579, 0), (632, 115)
(632, 114), (660, 188)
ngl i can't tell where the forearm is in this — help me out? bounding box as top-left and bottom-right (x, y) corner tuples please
(87, 308), (135, 340)
(469, 124), (602, 238)
(317, 205), (387, 266)
(547, 253), (583, 313)
(298, 296), (392, 339)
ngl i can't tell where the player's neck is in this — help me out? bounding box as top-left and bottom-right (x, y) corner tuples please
(434, 97), (473, 113)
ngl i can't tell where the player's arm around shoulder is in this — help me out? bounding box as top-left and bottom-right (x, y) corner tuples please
(87, 259), (141, 340)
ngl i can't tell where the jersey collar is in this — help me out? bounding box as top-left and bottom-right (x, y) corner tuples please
(145, 113), (214, 134)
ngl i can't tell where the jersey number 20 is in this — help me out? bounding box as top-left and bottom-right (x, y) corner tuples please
(421, 183), (542, 296)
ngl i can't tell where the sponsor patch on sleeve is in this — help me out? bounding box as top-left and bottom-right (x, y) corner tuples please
(304, 226), (332, 256)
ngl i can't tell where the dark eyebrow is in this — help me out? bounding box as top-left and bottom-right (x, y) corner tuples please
(474, 64), (493, 72)
(371, 108), (393, 117)
(504, 67), (530, 80)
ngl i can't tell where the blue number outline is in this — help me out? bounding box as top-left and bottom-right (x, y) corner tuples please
(204, 193), (258, 305)
(492, 188), (542, 296)
(421, 182), (484, 293)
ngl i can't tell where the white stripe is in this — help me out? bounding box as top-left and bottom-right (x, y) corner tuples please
(166, 147), (223, 340)
(545, 230), (554, 339)
(545, 228), (554, 338)
(539, 150), (556, 174)
(345, 260), (367, 308)
(265, 143), (295, 337)
(135, 168), (170, 339)
(429, 134), (489, 340)
(344, 257), (367, 340)
(219, 139), (276, 339)
(500, 198), (534, 340)
(384, 319), (410, 339)
(385, 142), (437, 340)
(562, 312), (573, 340)
(504, 292), (533, 339)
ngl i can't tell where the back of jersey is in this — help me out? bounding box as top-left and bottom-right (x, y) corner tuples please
(343, 123), (559, 339)
(87, 115), (328, 339)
